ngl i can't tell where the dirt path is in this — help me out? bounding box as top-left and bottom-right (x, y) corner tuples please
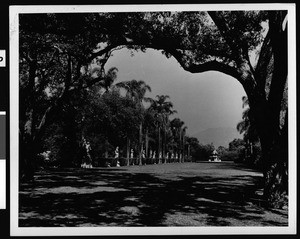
(19, 162), (288, 227)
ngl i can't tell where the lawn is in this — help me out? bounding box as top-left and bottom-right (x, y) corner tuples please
(19, 162), (288, 227)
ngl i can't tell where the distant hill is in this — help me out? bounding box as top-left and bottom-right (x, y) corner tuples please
(191, 127), (242, 148)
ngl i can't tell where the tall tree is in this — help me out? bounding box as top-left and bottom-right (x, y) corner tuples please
(170, 118), (186, 162)
(78, 88), (141, 162)
(143, 106), (157, 160)
(151, 95), (177, 162)
(237, 96), (259, 143)
(90, 66), (119, 93)
(116, 80), (152, 165)
(19, 13), (121, 180)
(236, 96), (261, 164)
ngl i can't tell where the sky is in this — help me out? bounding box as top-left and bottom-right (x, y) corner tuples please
(105, 48), (246, 136)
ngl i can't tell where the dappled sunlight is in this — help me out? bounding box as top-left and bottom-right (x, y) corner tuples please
(19, 162), (287, 227)
(30, 186), (130, 195)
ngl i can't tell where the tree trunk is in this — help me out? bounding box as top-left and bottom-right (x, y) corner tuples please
(260, 133), (288, 207)
(158, 126), (161, 164)
(163, 127), (166, 164)
(126, 137), (130, 166)
(250, 12), (288, 208)
(262, 145), (288, 208)
(250, 95), (288, 208)
(179, 130), (182, 163)
(20, 100), (64, 181)
(260, 110), (288, 208)
(19, 137), (36, 182)
(182, 137), (185, 163)
(145, 128), (149, 160)
(20, 54), (76, 181)
(138, 123), (143, 165)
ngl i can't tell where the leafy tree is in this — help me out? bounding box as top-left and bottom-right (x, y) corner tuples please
(170, 118), (187, 162)
(185, 136), (201, 162)
(186, 140), (215, 162)
(198, 143), (215, 161)
(90, 67), (119, 93)
(116, 80), (152, 165)
(236, 96), (262, 167)
(228, 138), (246, 163)
(151, 95), (177, 162)
(143, 106), (156, 160)
(217, 146), (228, 161)
(80, 87), (142, 162)
(116, 80), (152, 104)
(237, 96), (259, 143)
(229, 138), (245, 151)
(19, 13), (124, 180)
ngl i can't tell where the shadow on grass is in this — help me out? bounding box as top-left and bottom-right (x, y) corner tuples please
(19, 163), (288, 227)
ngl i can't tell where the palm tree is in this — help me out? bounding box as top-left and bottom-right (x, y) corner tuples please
(181, 126), (188, 162)
(143, 106), (157, 160)
(84, 66), (119, 160)
(170, 118), (186, 162)
(236, 96), (259, 160)
(90, 66), (118, 93)
(236, 96), (259, 143)
(150, 95), (177, 163)
(116, 79), (152, 104)
(116, 80), (152, 165)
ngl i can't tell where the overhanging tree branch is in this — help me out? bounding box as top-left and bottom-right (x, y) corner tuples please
(164, 47), (241, 80)
(91, 40), (241, 83)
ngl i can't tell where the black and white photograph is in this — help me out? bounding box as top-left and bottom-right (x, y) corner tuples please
(9, 3), (296, 236)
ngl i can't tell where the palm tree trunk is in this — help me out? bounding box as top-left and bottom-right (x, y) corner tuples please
(126, 137), (130, 166)
(158, 126), (161, 164)
(139, 123), (143, 165)
(182, 132), (185, 163)
(179, 130), (182, 163)
(145, 128), (149, 161)
(163, 127), (166, 164)
(182, 138), (184, 163)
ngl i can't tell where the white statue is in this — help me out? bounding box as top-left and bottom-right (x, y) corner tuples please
(82, 136), (92, 168)
(152, 151), (156, 159)
(115, 146), (120, 167)
(115, 146), (119, 158)
(130, 149), (134, 159)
